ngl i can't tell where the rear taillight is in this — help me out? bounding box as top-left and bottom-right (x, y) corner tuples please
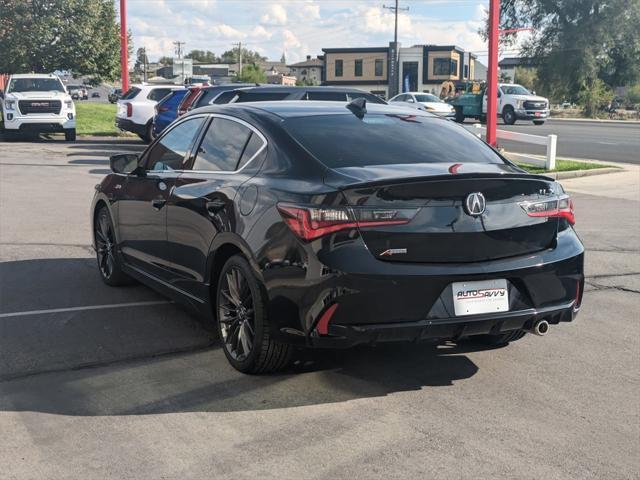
(126, 102), (132, 117)
(520, 195), (575, 225)
(277, 204), (417, 241)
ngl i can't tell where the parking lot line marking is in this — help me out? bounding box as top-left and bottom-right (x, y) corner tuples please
(0, 300), (172, 319)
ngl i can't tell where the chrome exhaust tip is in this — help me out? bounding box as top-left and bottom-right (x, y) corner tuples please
(529, 319), (550, 336)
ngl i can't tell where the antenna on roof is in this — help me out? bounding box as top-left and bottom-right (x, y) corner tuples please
(346, 97), (367, 119)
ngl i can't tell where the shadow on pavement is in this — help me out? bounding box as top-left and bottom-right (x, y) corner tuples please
(0, 258), (492, 416)
(0, 342), (485, 416)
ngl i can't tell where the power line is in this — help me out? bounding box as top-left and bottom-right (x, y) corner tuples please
(173, 41), (185, 59)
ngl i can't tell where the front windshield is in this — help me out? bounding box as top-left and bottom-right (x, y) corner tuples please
(501, 85), (531, 95)
(414, 94), (442, 103)
(7, 78), (65, 93)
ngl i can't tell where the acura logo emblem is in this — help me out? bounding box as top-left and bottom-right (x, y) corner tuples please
(465, 192), (486, 216)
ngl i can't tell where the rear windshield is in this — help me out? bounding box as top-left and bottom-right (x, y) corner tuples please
(414, 94), (441, 103)
(283, 113), (503, 168)
(121, 87), (141, 100)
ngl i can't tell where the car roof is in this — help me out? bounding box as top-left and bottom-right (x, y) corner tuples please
(233, 85), (377, 94)
(192, 100), (437, 120)
(10, 73), (61, 79)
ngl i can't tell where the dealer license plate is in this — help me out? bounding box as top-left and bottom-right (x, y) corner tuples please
(452, 279), (509, 316)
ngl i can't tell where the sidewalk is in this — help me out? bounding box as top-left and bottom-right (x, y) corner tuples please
(560, 163), (640, 201)
(549, 116), (640, 125)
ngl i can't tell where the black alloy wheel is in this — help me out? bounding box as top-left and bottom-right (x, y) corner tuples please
(94, 207), (131, 286)
(216, 255), (292, 373)
(218, 266), (256, 362)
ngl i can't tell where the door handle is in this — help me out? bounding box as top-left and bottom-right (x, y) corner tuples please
(206, 199), (226, 214)
(151, 199), (166, 210)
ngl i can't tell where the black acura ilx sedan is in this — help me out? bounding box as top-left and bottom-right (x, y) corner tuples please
(91, 100), (584, 373)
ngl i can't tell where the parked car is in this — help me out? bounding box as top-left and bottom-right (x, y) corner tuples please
(78, 87), (89, 100)
(224, 86), (387, 104)
(91, 91), (100, 98)
(176, 85), (205, 117)
(115, 84), (177, 142)
(189, 83), (258, 111)
(0, 73), (76, 141)
(388, 92), (455, 118)
(108, 88), (122, 104)
(152, 88), (188, 137)
(93, 100), (584, 374)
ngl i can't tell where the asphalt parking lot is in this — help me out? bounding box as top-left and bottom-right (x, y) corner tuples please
(0, 137), (638, 479)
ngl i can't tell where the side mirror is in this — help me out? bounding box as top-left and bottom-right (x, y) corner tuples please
(110, 153), (139, 174)
(407, 98), (415, 103)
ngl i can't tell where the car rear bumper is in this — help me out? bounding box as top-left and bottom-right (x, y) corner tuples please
(315, 299), (578, 348)
(267, 228), (584, 347)
(116, 117), (146, 135)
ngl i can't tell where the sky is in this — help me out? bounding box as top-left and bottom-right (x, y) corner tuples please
(124, 0), (509, 66)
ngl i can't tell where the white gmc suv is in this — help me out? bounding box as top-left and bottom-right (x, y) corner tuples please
(116, 84), (175, 142)
(1, 73), (76, 140)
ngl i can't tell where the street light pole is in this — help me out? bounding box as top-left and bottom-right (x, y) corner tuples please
(486, 0), (500, 147)
(119, 0), (129, 92)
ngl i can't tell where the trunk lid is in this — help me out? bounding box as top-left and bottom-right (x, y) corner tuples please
(326, 163), (558, 263)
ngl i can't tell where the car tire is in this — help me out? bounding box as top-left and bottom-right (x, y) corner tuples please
(502, 106), (516, 125)
(474, 329), (526, 346)
(94, 206), (132, 286)
(140, 121), (153, 143)
(533, 120), (545, 125)
(454, 107), (465, 123)
(64, 128), (76, 142)
(216, 254), (293, 374)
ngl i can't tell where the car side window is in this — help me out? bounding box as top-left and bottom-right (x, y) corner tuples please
(146, 117), (204, 171)
(148, 88), (172, 101)
(306, 91), (347, 101)
(237, 133), (265, 170)
(394, 94), (405, 102)
(192, 118), (253, 171)
(213, 91), (237, 104)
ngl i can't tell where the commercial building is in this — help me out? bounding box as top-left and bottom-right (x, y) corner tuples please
(321, 47), (389, 98)
(287, 55), (324, 85)
(321, 44), (483, 99)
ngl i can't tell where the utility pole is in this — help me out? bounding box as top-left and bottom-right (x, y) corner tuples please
(383, 0), (408, 98)
(486, 0), (499, 147)
(143, 46), (147, 83)
(173, 41), (185, 59)
(119, 0), (129, 92)
(173, 41), (186, 84)
(233, 42), (243, 76)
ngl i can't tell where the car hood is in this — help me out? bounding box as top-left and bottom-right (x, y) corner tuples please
(418, 101), (453, 112)
(6, 91), (70, 100)
(509, 94), (548, 103)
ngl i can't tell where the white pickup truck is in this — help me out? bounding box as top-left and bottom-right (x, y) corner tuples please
(484, 83), (550, 125)
(0, 73), (76, 140)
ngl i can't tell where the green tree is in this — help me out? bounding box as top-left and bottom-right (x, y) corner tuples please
(626, 84), (640, 106)
(577, 78), (614, 117)
(237, 64), (266, 83)
(185, 50), (218, 63)
(221, 48), (267, 65)
(158, 56), (173, 65)
(482, 0), (640, 102)
(0, 0), (121, 82)
(513, 66), (538, 92)
(296, 78), (316, 86)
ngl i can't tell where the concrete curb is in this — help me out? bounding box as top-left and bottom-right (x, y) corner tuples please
(549, 117), (640, 125)
(542, 167), (623, 180)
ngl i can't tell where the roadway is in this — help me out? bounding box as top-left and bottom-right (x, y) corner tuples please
(463, 118), (640, 165)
